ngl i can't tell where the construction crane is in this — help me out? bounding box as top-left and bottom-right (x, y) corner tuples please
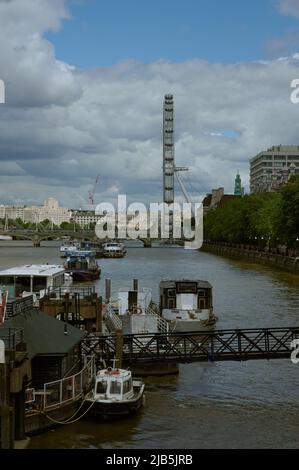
(88, 174), (100, 206)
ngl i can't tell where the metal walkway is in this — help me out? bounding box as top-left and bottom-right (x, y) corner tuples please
(81, 327), (299, 365)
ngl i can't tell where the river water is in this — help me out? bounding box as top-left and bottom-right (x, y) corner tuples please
(1, 241), (299, 448)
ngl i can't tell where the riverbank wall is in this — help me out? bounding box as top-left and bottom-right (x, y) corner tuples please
(201, 242), (299, 274)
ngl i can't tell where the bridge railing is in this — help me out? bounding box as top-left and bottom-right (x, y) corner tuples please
(81, 327), (299, 364)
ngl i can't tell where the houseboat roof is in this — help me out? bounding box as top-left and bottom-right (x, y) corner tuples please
(0, 264), (66, 277)
(160, 279), (213, 289)
(3, 309), (84, 359)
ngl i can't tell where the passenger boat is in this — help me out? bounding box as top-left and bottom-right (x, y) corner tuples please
(64, 251), (101, 282)
(102, 241), (126, 258)
(60, 241), (81, 258)
(84, 366), (145, 420)
(0, 264), (72, 305)
(159, 279), (217, 332)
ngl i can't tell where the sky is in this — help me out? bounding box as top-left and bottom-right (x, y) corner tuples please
(1, 0), (299, 207)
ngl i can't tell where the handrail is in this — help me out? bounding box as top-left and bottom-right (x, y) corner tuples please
(105, 302), (122, 331)
(145, 305), (169, 333)
(42, 356), (95, 411)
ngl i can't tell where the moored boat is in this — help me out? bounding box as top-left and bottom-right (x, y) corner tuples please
(159, 279), (217, 332)
(0, 264), (72, 305)
(84, 366), (145, 420)
(64, 250), (101, 282)
(102, 241), (126, 258)
(60, 241), (81, 258)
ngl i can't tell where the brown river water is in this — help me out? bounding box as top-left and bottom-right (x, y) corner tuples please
(1, 240), (299, 449)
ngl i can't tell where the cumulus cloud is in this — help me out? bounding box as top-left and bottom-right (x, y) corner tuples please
(1, 0), (299, 208)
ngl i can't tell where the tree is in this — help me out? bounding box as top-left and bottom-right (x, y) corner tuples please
(279, 174), (299, 247)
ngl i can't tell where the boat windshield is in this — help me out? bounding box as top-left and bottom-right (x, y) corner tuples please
(96, 379), (108, 394)
(110, 380), (122, 395)
(123, 378), (132, 394)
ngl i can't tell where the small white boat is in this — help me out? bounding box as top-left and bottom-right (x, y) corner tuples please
(102, 241), (126, 258)
(160, 279), (218, 332)
(84, 366), (145, 420)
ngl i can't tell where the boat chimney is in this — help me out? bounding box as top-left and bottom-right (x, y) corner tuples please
(133, 279), (139, 291)
(105, 278), (111, 303)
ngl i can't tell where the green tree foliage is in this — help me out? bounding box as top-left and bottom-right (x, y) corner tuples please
(278, 174), (299, 247)
(204, 177), (299, 248)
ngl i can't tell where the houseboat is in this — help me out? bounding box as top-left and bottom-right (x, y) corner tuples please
(159, 279), (217, 332)
(60, 241), (81, 258)
(64, 251), (101, 282)
(84, 366), (145, 420)
(102, 241), (126, 258)
(0, 265), (72, 305)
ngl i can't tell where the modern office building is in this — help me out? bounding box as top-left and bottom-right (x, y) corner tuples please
(250, 145), (299, 193)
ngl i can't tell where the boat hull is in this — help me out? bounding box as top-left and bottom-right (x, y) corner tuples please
(84, 385), (144, 420)
(70, 270), (101, 282)
(102, 252), (126, 258)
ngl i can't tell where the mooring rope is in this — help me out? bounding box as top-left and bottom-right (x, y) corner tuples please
(42, 393), (96, 425)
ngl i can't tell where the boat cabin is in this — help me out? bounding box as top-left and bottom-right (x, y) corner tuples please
(102, 242), (126, 257)
(0, 265), (70, 301)
(117, 287), (152, 315)
(160, 280), (213, 312)
(65, 250), (97, 269)
(94, 368), (134, 401)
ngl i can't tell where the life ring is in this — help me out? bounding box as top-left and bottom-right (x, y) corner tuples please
(133, 307), (142, 315)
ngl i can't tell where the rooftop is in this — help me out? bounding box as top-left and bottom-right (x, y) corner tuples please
(2, 309), (84, 359)
(0, 264), (65, 277)
(160, 280), (213, 289)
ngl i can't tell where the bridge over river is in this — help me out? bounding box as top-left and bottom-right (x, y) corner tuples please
(81, 327), (299, 366)
(0, 228), (186, 247)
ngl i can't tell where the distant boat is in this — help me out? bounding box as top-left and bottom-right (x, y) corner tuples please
(102, 241), (126, 258)
(84, 366), (145, 420)
(60, 241), (81, 258)
(64, 250), (101, 282)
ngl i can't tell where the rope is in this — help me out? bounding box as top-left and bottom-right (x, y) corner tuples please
(42, 394), (96, 425)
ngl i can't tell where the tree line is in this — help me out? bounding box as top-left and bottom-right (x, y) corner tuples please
(204, 174), (299, 248)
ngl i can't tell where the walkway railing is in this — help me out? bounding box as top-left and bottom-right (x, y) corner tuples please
(104, 302), (122, 331)
(145, 305), (169, 333)
(81, 327), (299, 365)
(31, 357), (96, 411)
